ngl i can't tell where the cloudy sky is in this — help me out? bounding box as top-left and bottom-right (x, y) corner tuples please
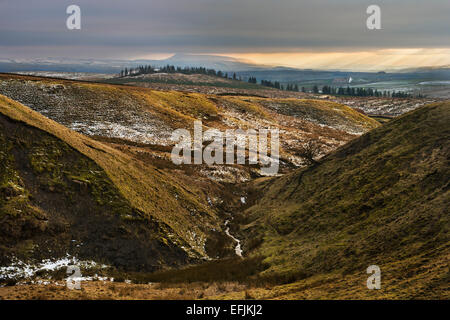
(1, 0), (449, 70)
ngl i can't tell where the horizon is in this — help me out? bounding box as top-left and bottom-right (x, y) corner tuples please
(2, 51), (450, 73)
(1, 1), (449, 72)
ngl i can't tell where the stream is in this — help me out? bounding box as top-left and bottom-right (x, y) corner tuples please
(224, 219), (243, 257)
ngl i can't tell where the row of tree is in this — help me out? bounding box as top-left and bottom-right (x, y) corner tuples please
(313, 85), (423, 98)
(247, 76), (258, 84)
(256, 79), (299, 91)
(119, 64), (237, 79)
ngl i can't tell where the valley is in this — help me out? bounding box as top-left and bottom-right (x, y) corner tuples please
(0, 72), (448, 300)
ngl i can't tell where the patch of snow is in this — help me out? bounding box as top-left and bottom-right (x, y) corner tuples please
(0, 254), (109, 281)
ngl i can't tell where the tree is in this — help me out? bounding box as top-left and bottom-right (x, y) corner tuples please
(248, 77), (257, 84)
(312, 85), (319, 93)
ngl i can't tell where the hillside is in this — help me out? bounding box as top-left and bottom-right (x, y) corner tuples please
(0, 88), (447, 299)
(0, 73), (379, 180)
(102, 72), (438, 115)
(233, 101), (450, 299)
(104, 72), (263, 90)
(0, 94), (238, 278)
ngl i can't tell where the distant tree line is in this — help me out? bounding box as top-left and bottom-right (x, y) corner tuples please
(247, 76), (257, 84)
(260, 79), (283, 89)
(119, 64), (238, 79)
(255, 79), (299, 91)
(286, 83), (300, 92)
(318, 85), (424, 98)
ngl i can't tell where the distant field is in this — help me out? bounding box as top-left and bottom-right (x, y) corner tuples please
(349, 79), (450, 98)
(293, 79), (450, 99)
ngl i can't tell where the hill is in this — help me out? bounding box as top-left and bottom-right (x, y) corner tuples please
(104, 72), (263, 90)
(0, 94), (238, 278)
(0, 85), (447, 299)
(0, 73), (379, 180)
(233, 101), (450, 299)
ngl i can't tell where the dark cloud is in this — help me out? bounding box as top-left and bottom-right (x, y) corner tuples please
(0, 0), (449, 58)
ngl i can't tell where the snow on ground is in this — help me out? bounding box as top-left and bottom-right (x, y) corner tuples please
(68, 120), (173, 145)
(0, 254), (109, 282)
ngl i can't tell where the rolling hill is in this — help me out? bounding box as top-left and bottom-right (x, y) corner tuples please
(0, 94), (238, 276)
(0, 73), (380, 280)
(233, 101), (450, 299)
(0, 83), (447, 299)
(0, 73), (379, 180)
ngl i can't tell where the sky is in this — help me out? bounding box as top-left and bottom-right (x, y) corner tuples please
(0, 0), (449, 70)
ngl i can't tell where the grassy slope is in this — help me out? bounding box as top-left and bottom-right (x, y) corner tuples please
(0, 75), (379, 263)
(0, 73), (378, 133)
(0, 94), (227, 267)
(0, 74), (380, 176)
(0, 112), (192, 272)
(104, 72), (264, 90)
(236, 101), (449, 298)
(233, 97), (379, 131)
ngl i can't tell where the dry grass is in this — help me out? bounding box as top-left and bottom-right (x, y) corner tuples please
(0, 280), (249, 300)
(0, 73), (380, 171)
(0, 94), (219, 258)
(237, 102), (450, 299)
